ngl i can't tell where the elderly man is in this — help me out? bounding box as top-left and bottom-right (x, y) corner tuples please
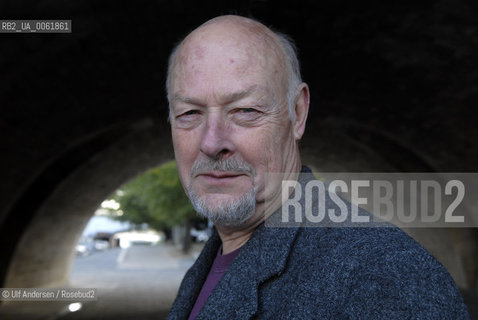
(166, 15), (469, 320)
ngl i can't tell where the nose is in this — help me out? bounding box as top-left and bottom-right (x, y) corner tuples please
(199, 112), (235, 160)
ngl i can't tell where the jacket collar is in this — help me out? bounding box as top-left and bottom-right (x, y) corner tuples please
(167, 231), (222, 319)
(195, 222), (301, 319)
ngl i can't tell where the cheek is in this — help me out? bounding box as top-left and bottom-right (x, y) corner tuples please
(173, 128), (198, 154)
(241, 123), (282, 153)
(263, 125), (288, 159)
(172, 130), (199, 183)
(258, 123), (293, 171)
(236, 130), (269, 161)
(234, 127), (280, 190)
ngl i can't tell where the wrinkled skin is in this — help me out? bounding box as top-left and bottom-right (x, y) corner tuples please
(169, 16), (309, 252)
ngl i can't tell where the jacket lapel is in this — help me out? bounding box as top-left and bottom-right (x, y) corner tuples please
(167, 231), (221, 319)
(195, 223), (301, 319)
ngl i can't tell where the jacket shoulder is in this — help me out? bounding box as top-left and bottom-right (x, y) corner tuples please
(259, 226), (470, 319)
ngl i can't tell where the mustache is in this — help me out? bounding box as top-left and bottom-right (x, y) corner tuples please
(190, 158), (255, 177)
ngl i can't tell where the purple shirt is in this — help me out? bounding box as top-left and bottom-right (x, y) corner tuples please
(188, 245), (241, 320)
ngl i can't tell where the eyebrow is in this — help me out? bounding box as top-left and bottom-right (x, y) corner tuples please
(218, 85), (258, 105)
(172, 84), (259, 106)
(172, 95), (204, 106)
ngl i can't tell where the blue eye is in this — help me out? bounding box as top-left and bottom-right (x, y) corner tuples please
(240, 108), (256, 113)
(183, 110), (199, 115)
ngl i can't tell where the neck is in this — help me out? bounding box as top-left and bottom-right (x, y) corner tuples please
(215, 212), (264, 254)
(217, 228), (253, 254)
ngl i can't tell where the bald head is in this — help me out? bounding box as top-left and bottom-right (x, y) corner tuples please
(166, 15), (302, 120)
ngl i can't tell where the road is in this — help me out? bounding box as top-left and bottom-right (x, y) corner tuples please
(65, 243), (201, 319)
(0, 243), (201, 320)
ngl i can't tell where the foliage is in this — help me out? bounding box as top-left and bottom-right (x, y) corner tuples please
(113, 161), (200, 231)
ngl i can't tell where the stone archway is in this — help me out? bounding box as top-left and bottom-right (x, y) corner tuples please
(2, 119), (174, 288)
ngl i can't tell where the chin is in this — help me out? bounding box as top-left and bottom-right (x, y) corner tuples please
(201, 192), (242, 205)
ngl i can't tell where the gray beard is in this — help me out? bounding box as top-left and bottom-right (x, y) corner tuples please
(186, 157), (257, 227)
(187, 186), (256, 228)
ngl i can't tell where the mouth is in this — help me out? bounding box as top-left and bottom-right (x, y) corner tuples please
(196, 171), (247, 184)
(199, 171), (244, 178)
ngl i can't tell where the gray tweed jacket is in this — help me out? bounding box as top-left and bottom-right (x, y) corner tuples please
(168, 169), (470, 319)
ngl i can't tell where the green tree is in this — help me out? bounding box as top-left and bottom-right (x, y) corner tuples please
(114, 161), (202, 252)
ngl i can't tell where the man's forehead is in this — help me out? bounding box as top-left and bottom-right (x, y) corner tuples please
(172, 84), (268, 106)
(172, 43), (274, 98)
(179, 33), (264, 66)
(177, 43), (256, 71)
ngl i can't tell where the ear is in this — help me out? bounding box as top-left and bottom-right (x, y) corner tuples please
(293, 83), (310, 140)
